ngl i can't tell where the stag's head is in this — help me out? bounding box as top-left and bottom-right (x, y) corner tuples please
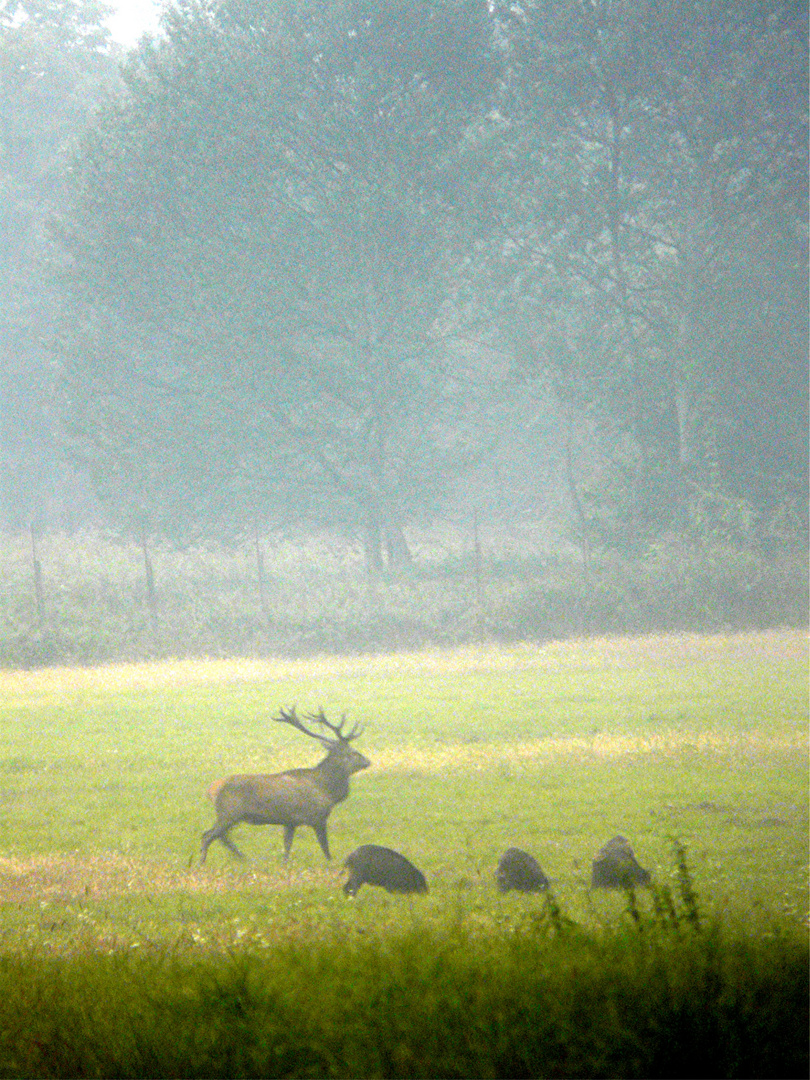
(274, 706), (370, 774)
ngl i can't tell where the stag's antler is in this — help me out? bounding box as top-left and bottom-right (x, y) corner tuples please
(272, 706), (326, 744)
(273, 706), (362, 745)
(305, 707), (363, 743)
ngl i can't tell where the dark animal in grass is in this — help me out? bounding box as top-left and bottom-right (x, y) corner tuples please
(496, 847), (550, 893)
(590, 836), (651, 889)
(200, 707), (370, 863)
(343, 845), (428, 896)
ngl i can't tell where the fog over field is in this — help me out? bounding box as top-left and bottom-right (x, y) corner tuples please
(0, 0), (806, 669)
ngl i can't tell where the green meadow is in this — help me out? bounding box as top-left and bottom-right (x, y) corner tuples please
(0, 629), (806, 1077)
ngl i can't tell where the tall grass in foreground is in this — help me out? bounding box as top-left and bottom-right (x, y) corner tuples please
(0, 880), (806, 1080)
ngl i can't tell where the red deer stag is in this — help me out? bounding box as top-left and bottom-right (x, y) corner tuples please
(200, 707), (370, 863)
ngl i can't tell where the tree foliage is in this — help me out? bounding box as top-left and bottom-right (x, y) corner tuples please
(50, 0), (809, 556)
(56, 0), (501, 561)
(0, 0), (118, 528)
(478, 0), (808, 547)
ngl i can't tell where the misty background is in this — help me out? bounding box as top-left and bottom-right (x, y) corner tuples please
(0, 0), (807, 665)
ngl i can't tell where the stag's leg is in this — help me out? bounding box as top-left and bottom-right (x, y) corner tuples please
(200, 826), (216, 863)
(201, 822), (246, 863)
(283, 824), (296, 858)
(219, 833), (246, 859)
(313, 821), (331, 860)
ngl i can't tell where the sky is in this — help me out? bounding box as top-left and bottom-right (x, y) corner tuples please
(105, 0), (164, 47)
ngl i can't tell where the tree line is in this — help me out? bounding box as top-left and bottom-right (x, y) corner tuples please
(2, 0), (807, 570)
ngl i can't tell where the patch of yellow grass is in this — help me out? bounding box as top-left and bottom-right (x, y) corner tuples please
(0, 851), (336, 902)
(0, 628), (805, 693)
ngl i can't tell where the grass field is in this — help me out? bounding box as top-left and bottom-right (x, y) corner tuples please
(0, 628), (806, 1077)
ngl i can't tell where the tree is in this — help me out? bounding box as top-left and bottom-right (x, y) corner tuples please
(55, 0), (502, 565)
(476, 0), (808, 548)
(0, 0), (119, 529)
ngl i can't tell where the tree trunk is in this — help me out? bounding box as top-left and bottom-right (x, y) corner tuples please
(139, 530), (159, 648)
(384, 525), (412, 568)
(363, 520), (384, 578)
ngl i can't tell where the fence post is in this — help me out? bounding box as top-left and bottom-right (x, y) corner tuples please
(139, 529), (159, 649)
(472, 511), (484, 644)
(30, 522), (45, 632)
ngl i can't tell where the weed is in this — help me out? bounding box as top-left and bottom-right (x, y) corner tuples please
(674, 838), (702, 931)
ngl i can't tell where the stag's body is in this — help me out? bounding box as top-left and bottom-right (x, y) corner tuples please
(200, 708), (369, 863)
